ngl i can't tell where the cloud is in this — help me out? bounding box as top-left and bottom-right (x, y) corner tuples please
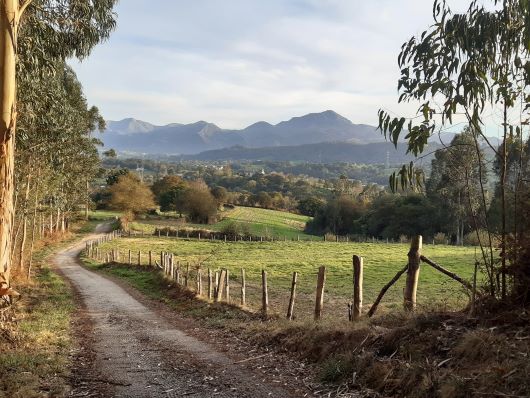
(72, 0), (474, 129)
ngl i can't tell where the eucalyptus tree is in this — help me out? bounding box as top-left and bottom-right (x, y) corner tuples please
(14, 62), (104, 274)
(426, 129), (488, 245)
(0, 0), (116, 299)
(377, 0), (530, 302)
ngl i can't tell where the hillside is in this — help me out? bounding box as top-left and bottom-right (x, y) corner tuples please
(101, 110), (386, 155)
(132, 206), (313, 239)
(182, 141), (440, 163)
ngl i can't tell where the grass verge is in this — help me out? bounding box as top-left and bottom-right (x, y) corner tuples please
(0, 223), (92, 398)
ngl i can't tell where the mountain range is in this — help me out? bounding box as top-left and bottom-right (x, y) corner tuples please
(102, 110), (387, 156)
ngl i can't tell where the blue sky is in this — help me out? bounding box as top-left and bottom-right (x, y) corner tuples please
(72, 0), (472, 129)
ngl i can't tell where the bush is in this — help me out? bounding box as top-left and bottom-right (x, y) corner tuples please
(324, 232), (336, 242)
(433, 232), (448, 245)
(219, 221), (251, 237)
(184, 181), (218, 224)
(464, 229), (500, 247)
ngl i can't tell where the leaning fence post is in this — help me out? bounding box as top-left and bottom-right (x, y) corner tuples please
(287, 271), (298, 320)
(261, 269), (268, 319)
(352, 255), (363, 321)
(404, 235), (422, 311)
(240, 268), (246, 306)
(314, 266), (326, 320)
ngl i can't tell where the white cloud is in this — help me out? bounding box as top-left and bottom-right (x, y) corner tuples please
(72, 0), (474, 129)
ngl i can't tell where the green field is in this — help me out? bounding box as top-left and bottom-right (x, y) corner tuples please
(88, 210), (122, 220)
(131, 206), (313, 239)
(94, 236), (477, 321)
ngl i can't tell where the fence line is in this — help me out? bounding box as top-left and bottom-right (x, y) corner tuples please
(84, 231), (472, 322)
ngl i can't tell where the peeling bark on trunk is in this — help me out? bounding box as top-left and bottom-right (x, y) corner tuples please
(0, 0), (19, 297)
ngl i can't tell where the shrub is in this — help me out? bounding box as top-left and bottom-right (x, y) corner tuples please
(463, 229), (500, 247)
(433, 232), (447, 245)
(219, 221), (251, 237)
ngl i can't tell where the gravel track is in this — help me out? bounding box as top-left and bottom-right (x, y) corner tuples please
(56, 225), (303, 398)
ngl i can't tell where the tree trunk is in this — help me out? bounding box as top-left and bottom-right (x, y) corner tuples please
(56, 207), (61, 234)
(501, 103), (508, 299)
(28, 187), (39, 279)
(85, 179), (89, 220)
(17, 173), (31, 271)
(0, 0), (19, 297)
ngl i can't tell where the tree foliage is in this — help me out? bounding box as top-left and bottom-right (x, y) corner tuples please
(377, 0), (530, 303)
(108, 174), (155, 214)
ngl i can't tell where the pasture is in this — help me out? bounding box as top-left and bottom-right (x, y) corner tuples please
(95, 236), (477, 321)
(130, 206), (313, 239)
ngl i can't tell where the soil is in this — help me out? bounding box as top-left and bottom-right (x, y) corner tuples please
(56, 225), (321, 398)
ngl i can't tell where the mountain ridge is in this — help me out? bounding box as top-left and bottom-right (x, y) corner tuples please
(101, 110), (386, 155)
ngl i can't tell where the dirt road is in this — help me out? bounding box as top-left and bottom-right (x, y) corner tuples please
(56, 226), (310, 398)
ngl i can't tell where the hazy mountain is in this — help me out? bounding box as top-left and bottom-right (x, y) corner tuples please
(101, 110), (386, 155)
(105, 118), (157, 134)
(181, 141), (440, 164)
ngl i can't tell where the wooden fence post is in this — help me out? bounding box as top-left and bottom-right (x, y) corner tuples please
(149, 251), (152, 267)
(174, 261), (179, 284)
(208, 268), (213, 299)
(215, 269), (226, 302)
(352, 255), (363, 321)
(287, 271), (298, 320)
(185, 262), (190, 287)
(138, 251), (141, 266)
(215, 270), (220, 297)
(196, 269), (202, 295)
(315, 266), (326, 320)
(261, 269), (268, 319)
(225, 269), (230, 303)
(404, 235), (422, 311)
(128, 249), (131, 265)
(240, 268), (246, 306)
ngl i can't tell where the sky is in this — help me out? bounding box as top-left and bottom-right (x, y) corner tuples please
(72, 0), (473, 130)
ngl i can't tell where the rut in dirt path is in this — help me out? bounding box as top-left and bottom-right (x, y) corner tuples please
(56, 228), (304, 398)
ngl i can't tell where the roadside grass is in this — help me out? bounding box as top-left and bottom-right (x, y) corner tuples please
(94, 237), (477, 320)
(0, 222), (91, 397)
(130, 206), (314, 239)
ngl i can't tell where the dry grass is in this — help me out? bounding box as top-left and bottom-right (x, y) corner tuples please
(85, 257), (530, 397)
